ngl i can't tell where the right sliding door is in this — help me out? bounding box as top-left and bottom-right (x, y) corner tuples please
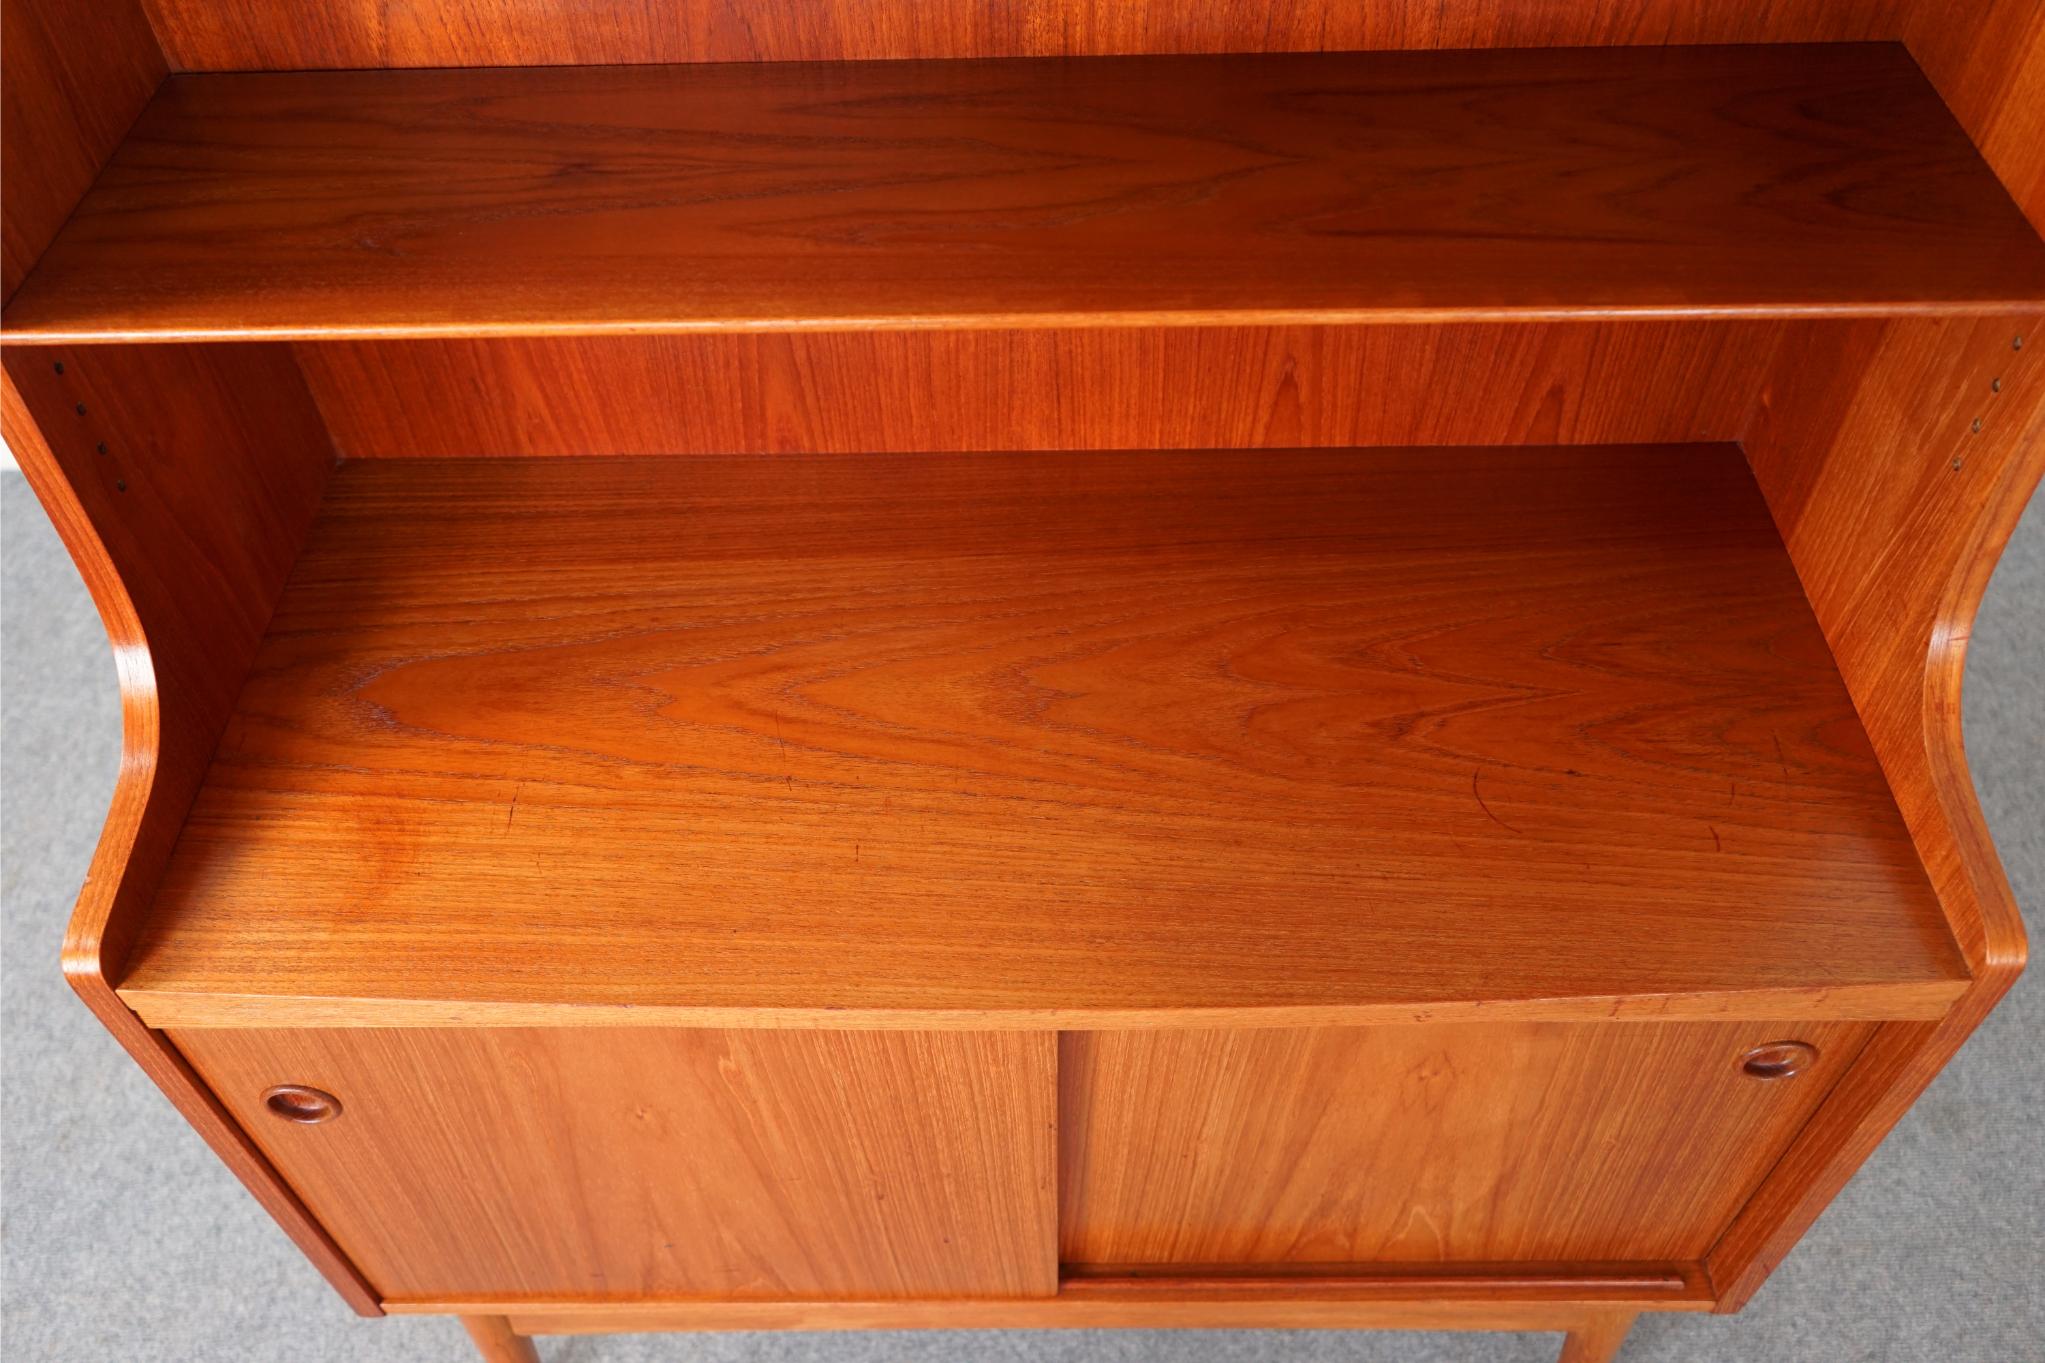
(1060, 1021), (1873, 1266)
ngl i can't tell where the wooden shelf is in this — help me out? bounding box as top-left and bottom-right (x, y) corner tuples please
(7, 42), (2045, 343)
(119, 444), (1966, 1028)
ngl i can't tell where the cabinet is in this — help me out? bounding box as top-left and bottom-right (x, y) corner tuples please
(4, 5), (2040, 1362)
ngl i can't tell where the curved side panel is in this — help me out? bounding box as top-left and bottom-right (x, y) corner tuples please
(0, 345), (378, 1314)
(1709, 313), (2043, 1307)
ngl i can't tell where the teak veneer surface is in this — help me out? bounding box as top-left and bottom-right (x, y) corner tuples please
(296, 322), (1785, 458)
(121, 0), (1901, 70)
(1059, 1023), (1872, 1265)
(0, 0), (162, 299)
(8, 43), (2045, 343)
(173, 1027), (1059, 1299)
(114, 0), (2045, 238)
(121, 445), (1963, 1027)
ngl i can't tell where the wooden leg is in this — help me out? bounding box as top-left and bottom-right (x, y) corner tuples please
(1557, 1310), (1636, 1363)
(461, 1315), (541, 1363)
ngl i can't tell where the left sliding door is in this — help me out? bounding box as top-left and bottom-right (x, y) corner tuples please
(173, 1027), (1058, 1303)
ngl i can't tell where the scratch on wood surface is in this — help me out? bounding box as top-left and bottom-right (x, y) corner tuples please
(1471, 769), (1521, 835)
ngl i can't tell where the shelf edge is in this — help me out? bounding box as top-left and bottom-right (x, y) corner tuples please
(118, 978), (1967, 1032)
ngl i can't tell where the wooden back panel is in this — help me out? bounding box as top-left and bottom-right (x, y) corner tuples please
(127, 1), (1902, 70)
(299, 322), (1784, 458)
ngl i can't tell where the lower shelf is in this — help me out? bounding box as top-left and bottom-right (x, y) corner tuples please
(121, 443), (1962, 1026)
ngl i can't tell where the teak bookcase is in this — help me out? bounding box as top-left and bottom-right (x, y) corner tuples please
(4, 4), (2042, 1361)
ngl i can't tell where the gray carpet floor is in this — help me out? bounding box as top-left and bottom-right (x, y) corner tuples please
(3, 468), (2040, 1363)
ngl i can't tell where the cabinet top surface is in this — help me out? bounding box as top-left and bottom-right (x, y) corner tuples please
(119, 444), (1966, 1028)
(6, 42), (2045, 343)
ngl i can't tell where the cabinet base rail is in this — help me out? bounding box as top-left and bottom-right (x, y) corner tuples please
(417, 1265), (1705, 1357)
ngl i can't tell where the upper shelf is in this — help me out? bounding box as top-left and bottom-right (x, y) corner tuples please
(118, 443), (1966, 1029)
(7, 42), (2045, 343)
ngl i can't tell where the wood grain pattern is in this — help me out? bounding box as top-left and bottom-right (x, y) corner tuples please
(0, 0), (164, 300)
(112, 0), (2045, 235)
(298, 322), (1784, 459)
(1703, 313), (2045, 1307)
(8, 44), (2045, 345)
(131, 0), (1880, 70)
(3, 1), (2034, 1344)
(0, 345), (367, 1310)
(172, 1028), (1059, 1300)
(118, 444), (1963, 1029)
(1900, 0), (2045, 229)
(1059, 1023), (1873, 1265)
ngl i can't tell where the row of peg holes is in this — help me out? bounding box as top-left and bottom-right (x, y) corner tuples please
(50, 359), (123, 492)
(1956, 333), (2025, 470)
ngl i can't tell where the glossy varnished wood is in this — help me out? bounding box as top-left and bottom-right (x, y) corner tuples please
(9, 44), (2045, 345)
(118, 444), (1962, 1028)
(172, 1028), (1058, 1300)
(1702, 314), (2045, 1306)
(0, 0), (162, 299)
(117, 1), (2045, 236)
(3, 3), (2037, 1347)
(0, 345), (371, 1310)
(1896, 1), (2045, 228)
(1059, 1023), (1872, 1265)
(115, 2), (2045, 266)
(297, 322), (1785, 458)
(131, 0), (1881, 70)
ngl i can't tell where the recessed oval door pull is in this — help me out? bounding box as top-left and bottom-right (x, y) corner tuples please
(1740, 1041), (1818, 1081)
(262, 1084), (343, 1124)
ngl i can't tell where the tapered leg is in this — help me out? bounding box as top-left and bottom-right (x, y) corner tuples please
(1558, 1311), (1636, 1363)
(461, 1315), (541, 1363)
